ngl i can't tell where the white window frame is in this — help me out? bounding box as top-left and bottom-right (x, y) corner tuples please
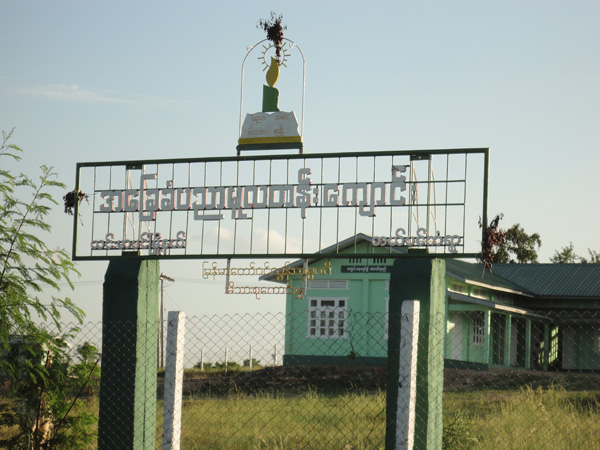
(308, 279), (349, 290)
(472, 312), (485, 346)
(308, 298), (348, 339)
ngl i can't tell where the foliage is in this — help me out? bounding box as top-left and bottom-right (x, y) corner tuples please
(582, 249), (600, 264)
(551, 243), (600, 264)
(442, 410), (478, 450)
(478, 214), (506, 271)
(0, 128), (84, 338)
(551, 242), (579, 263)
(493, 223), (541, 264)
(0, 338), (99, 449)
(243, 358), (261, 367)
(0, 128), (92, 449)
(214, 361), (241, 371)
(257, 12), (286, 61)
(192, 360), (257, 372)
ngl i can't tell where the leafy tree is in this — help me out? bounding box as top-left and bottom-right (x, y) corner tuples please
(0, 338), (98, 449)
(0, 128), (93, 448)
(551, 243), (600, 264)
(493, 223), (541, 264)
(581, 249), (600, 264)
(551, 242), (579, 263)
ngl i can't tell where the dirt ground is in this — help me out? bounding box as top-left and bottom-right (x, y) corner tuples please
(157, 365), (600, 398)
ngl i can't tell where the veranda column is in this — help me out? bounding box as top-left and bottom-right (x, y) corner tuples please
(98, 258), (160, 450)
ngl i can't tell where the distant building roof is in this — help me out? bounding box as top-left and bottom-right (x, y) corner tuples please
(261, 233), (600, 300)
(491, 264), (600, 299)
(445, 259), (534, 297)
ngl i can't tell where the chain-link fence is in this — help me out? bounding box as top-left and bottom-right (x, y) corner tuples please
(443, 310), (600, 450)
(1, 310), (599, 449)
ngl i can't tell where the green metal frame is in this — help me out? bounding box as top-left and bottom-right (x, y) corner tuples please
(72, 148), (489, 261)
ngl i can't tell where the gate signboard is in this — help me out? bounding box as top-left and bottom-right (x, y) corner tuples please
(72, 148), (488, 260)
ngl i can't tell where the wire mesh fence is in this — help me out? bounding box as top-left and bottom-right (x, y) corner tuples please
(1, 310), (599, 449)
(443, 310), (600, 450)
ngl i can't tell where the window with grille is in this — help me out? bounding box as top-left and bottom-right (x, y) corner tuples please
(471, 288), (488, 300)
(308, 298), (347, 338)
(472, 312), (485, 346)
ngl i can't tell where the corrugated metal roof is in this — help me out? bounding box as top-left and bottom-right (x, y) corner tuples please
(491, 264), (600, 298)
(445, 260), (533, 295)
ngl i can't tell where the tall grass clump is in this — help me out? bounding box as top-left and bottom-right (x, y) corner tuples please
(444, 386), (600, 450)
(172, 390), (386, 450)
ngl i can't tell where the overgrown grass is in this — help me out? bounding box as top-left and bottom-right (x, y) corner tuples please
(175, 390), (386, 450)
(443, 386), (600, 449)
(3, 386), (599, 449)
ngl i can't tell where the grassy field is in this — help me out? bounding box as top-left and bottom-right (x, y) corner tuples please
(2, 372), (600, 449)
(170, 386), (600, 450)
(443, 386), (600, 450)
(173, 390), (386, 450)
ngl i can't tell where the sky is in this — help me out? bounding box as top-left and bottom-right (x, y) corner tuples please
(1, 0), (599, 324)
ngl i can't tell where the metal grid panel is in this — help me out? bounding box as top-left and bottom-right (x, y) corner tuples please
(73, 148), (488, 260)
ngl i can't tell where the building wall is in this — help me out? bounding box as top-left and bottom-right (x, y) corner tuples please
(562, 324), (600, 370)
(284, 251), (391, 364)
(281, 254), (600, 370)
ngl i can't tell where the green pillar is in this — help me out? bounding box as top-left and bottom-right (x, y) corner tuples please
(525, 319), (532, 369)
(485, 311), (492, 366)
(385, 258), (446, 450)
(98, 258), (160, 450)
(504, 315), (512, 366)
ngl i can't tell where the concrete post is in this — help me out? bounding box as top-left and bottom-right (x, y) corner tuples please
(162, 311), (186, 450)
(98, 258), (160, 450)
(385, 258), (446, 450)
(396, 300), (420, 450)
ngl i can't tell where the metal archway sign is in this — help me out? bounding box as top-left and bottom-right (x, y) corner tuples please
(72, 148), (488, 261)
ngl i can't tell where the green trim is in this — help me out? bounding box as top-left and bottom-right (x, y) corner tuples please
(77, 148), (489, 168)
(74, 251), (483, 262)
(236, 142), (303, 152)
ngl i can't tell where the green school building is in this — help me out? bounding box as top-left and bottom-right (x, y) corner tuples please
(265, 235), (600, 371)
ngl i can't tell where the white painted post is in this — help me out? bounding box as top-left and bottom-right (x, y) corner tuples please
(162, 311), (186, 450)
(273, 344), (277, 366)
(199, 349), (204, 371)
(224, 346), (228, 373)
(249, 345), (253, 371)
(396, 301), (420, 450)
